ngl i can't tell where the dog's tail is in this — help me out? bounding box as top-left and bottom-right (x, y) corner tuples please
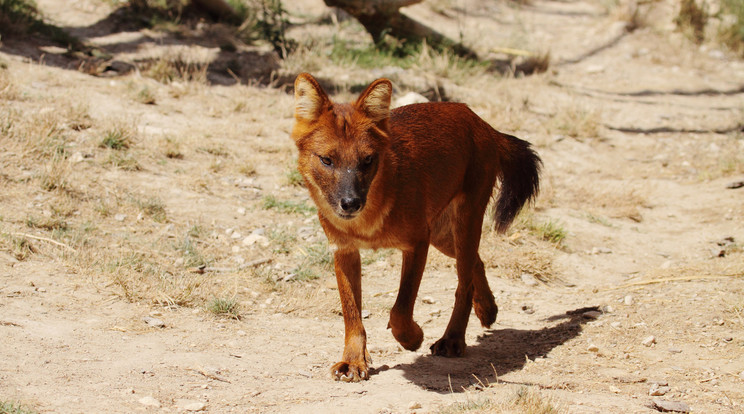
(493, 132), (542, 233)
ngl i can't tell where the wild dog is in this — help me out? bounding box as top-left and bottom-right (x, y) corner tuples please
(291, 73), (541, 382)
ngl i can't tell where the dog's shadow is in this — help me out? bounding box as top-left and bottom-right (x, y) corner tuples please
(381, 306), (598, 392)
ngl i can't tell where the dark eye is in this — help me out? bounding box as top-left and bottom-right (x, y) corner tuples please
(362, 155), (375, 166)
(319, 155), (333, 166)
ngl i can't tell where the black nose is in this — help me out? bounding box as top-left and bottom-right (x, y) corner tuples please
(340, 197), (362, 214)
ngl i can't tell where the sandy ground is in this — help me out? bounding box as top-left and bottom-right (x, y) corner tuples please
(1, 0), (744, 412)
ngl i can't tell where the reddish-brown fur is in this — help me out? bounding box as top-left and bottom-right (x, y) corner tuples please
(291, 73), (541, 382)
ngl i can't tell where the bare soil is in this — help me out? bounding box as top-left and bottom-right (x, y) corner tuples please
(1, 0), (743, 413)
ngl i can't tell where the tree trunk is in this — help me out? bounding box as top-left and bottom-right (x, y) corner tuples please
(324, 0), (476, 58)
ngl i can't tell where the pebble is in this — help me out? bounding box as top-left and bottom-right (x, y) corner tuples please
(143, 316), (165, 328)
(114, 214), (126, 222)
(521, 304), (535, 314)
(242, 233), (268, 246)
(521, 273), (539, 287)
(175, 399), (207, 412)
(609, 385), (621, 393)
(422, 296), (436, 304)
(667, 347), (682, 354)
(237, 207), (246, 215)
(361, 310), (371, 319)
(642, 336), (656, 347)
(651, 399), (690, 413)
(583, 310), (602, 320)
(624, 295), (634, 306)
(407, 401), (422, 410)
(739, 371), (744, 380)
(138, 396), (161, 408)
(649, 383), (670, 396)
(590, 247), (612, 254)
(587, 344), (599, 353)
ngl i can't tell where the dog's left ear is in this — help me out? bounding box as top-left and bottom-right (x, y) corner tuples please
(355, 79), (392, 123)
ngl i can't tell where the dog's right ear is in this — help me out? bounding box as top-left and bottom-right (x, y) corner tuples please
(294, 73), (330, 122)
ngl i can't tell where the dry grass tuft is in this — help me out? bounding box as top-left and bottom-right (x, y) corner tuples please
(718, 0), (744, 56)
(549, 105), (601, 140)
(0, 69), (20, 100)
(437, 386), (564, 413)
(675, 0), (708, 44)
(141, 47), (211, 85)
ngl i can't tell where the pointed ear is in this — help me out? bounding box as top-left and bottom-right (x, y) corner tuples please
(294, 73), (330, 122)
(355, 79), (392, 123)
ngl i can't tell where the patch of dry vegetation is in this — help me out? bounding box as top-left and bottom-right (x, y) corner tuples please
(438, 386), (564, 413)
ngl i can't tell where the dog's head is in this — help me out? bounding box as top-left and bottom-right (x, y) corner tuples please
(291, 73), (392, 220)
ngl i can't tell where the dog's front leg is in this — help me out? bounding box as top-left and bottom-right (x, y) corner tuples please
(331, 248), (370, 382)
(388, 241), (429, 351)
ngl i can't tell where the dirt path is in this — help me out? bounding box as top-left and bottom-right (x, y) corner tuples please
(1, 0), (743, 413)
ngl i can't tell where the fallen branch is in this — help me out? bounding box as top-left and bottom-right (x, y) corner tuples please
(189, 257), (272, 274)
(608, 274), (742, 290)
(11, 232), (76, 252)
(605, 123), (744, 134)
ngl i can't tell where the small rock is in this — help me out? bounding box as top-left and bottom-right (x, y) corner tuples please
(738, 371), (744, 380)
(361, 310), (371, 319)
(237, 207), (246, 215)
(114, 214), (127, 222)
(175, 399), (207, 412)
(660, 260), (673, 269)
(649, 383), (670, 396)
(624, 295), (634, 306)
(143, 316), (165, 328)
(651, 399), (690, 413)
(231, 232), (243, 239)
(521, 273), (539, 287)
(231, 245), (241, 253)
(70, 152), (85, 163)
(642, 336), (657, 347)
(583, 310), (602, 320)
(611, 321), (622, 328)
(521, 304), (535, 314)
(138, 396), (161, 408)
(242, 233), (268, 246)
(667, 347), (682, 354)
(609, 385), (621, 393)
(587, 344), (599, 353)
(408, 401), (422, 410)
(422, 296), (436, 304)
(591, 247), (612, 255)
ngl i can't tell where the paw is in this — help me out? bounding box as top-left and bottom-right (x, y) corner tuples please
(389, 319), (423, 351)
(430, 336), (466, 357)
(331, 361), (369, 382)
(473, 295), (498, 328)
